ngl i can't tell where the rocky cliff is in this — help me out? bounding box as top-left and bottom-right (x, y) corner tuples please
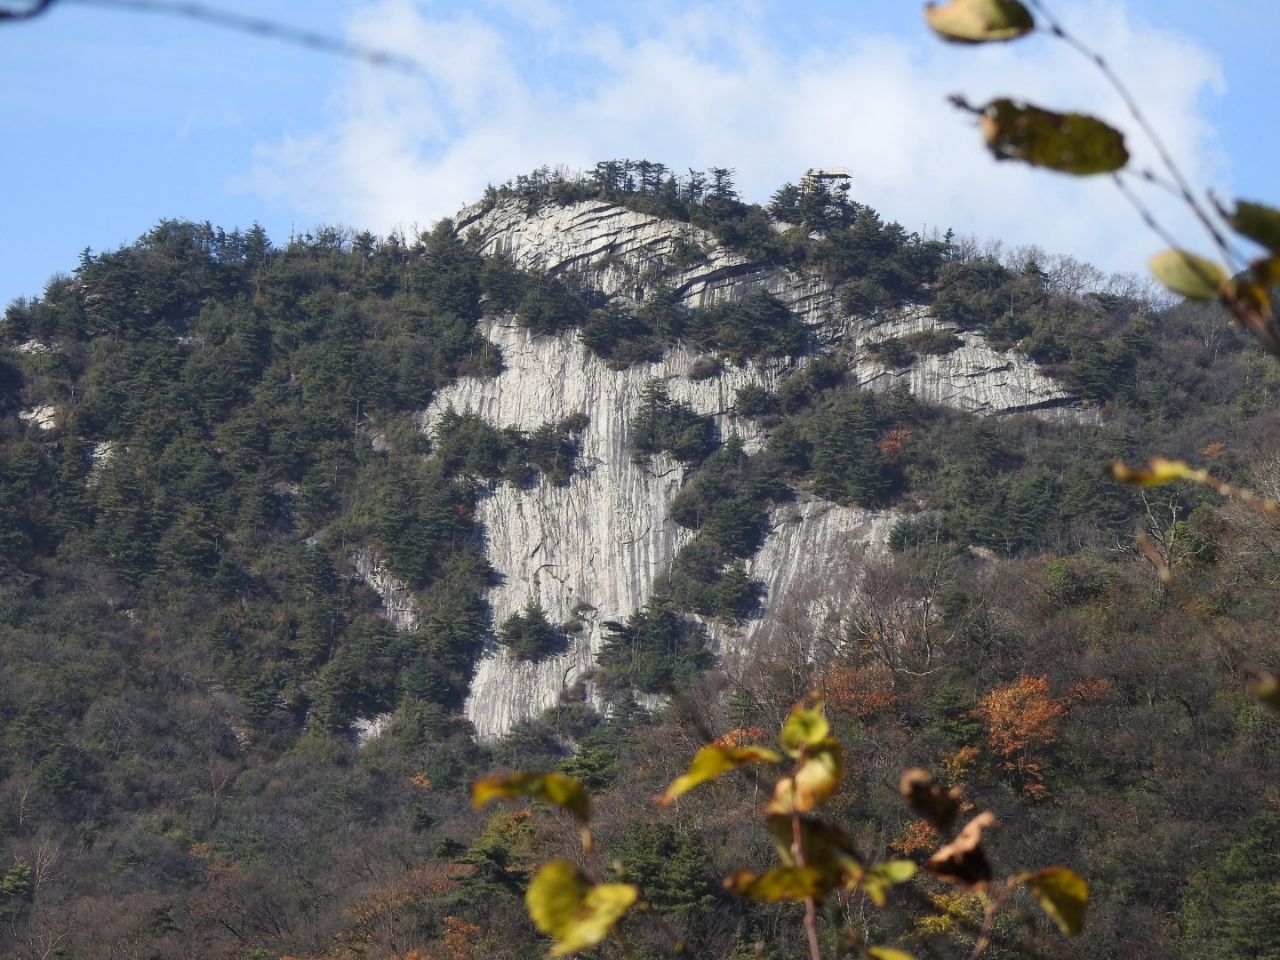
(456, 199), (1080, 415)
(421, 318), (789, 737)
(356, 198), (1085, 739)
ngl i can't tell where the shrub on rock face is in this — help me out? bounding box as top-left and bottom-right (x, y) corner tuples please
(432, 409), (518, 480)
(526, 421), (579, 486)
(596, 603), (712, 695)
(687, 290), (808, 363)
(558, 411), (590, 434)
(687, 357), (721, 381)
(774, 356), (845, 413)
(866, 330), (962, 368)
(498, 599), (563, 661)
(516, 275), (589, 334)
(580, 304), (660, 366)
(903, 328), (964, 357)
(630, 380), (718, 465)
(578, 288), (689, 368)
(480, 253), (527, 312)
(735, 383), (778, 418)
(866, 337), (913, 368)
(656, 543), (763, 624)
(433, 409), (583, 486)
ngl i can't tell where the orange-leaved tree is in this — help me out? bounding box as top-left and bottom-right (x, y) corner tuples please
(975, 675), (1065, 800)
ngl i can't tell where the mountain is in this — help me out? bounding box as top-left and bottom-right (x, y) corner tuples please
(0, 163), (1277, 959)
(407, 194), (1079, 739)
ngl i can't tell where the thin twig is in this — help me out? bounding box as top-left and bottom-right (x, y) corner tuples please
(967, 879), (1016, 960)
(1113, 174), (1280, 355)
(0, 0), (55, 20)
(1024, 0), (1238, 269)
(1112, 173), (1188, 252)
(792, 809), (825, 960)
(1137, 168), (1197, 204)
(20, 0), (428, 75)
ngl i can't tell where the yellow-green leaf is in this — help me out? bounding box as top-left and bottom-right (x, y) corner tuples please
(725, 866), (827, 902)
(872, 860), (918, 884)
(1108, 457), (1204, 488)
(1252, 674), (1280, 713)
(779, 698), (830, 758)
(658, 743), (781, 806)
(979, 100), (1129, 175)
(765, 815), (864, 888)
(472, 772), (590, 823)
(765, 740), (844, 814)
(924, 0), (1034, 42)
(1148, 249), (1229, 301)
(868, 948), (917, 960)
(1023, 866), (1089, 936)
(525, 860), (637, 957)
(861, 860), (918, 907)
(1225, 199), (1280, 254)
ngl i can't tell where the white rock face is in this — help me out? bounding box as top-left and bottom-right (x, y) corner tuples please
(423, 320), (903, 739)
(848, 306), (1083, 418)
(458, 199), (1082, 417)
(351, 547), (421, 632)
(351, 712), (394, 747)
(88, 440), (116, 483)
(19, 404), (56, 430)
(424, 319), (787, 738)
(721, 499), (899, 663)
(457, 199), (835, 322)
(383, 199), (1089, 739)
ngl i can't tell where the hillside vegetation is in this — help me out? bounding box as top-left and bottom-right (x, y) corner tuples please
(0, 168), (1277, 958)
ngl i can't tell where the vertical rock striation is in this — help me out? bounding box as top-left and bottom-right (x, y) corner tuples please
(423, 319), (781, 738)
(351, 547), (421, 633)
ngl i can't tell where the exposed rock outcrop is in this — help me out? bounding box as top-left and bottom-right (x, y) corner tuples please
(19, 404), (56, 430)
(351, 547), (421, 633)
(422, 319), (780, 738)
(365, 198), (1091, 739)
(724, 499), (899, 661)
(458, 199), (1080, 417)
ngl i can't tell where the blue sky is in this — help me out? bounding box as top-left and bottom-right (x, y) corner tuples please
(2, 0), (1276, 308)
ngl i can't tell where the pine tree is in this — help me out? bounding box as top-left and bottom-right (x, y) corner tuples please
(811, 396), (886, 506)
(498, 599), (561, 661)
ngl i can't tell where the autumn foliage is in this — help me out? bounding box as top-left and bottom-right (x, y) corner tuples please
(892, 818), (941, 855)
(975, 675), (1066, 799)
(821, 660), (899, 718)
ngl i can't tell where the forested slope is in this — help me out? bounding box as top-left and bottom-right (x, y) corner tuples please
(0, 165), (1276, 958)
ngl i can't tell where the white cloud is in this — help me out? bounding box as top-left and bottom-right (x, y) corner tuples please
(242, 0), (1226, 275)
